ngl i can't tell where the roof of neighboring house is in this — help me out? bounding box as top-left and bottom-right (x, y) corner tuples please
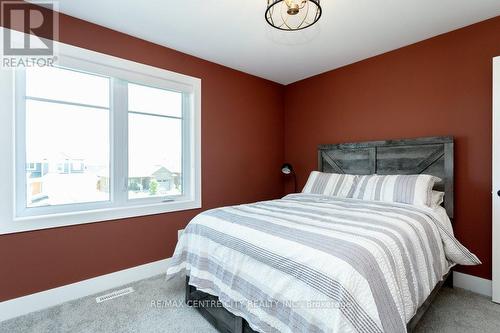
(99, 164), (173, 179)
(131, 165), (172, 178)
(27, 152), (85, 162)
(57, 152), (85, 161)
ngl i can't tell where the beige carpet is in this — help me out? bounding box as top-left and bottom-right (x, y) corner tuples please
(1, 274), (500, 333)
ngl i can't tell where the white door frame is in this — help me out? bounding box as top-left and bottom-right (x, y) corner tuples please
(493, 56), (500, 303)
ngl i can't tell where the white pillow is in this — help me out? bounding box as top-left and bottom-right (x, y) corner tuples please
(352, 174), (441, 207)
(302, 171), (358, 198)
(431, 190), (445, 208)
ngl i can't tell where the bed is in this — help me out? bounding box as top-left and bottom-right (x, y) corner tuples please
(166, 136), (480, 333)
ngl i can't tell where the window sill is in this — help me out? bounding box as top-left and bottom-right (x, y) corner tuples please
(0, 199), (201, 235)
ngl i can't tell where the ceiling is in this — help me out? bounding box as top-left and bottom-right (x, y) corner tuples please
(47, 0), (500, 84)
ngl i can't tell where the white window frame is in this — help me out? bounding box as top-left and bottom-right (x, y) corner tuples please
(493, 56), (500, 303)
(0, 32), (201, 235)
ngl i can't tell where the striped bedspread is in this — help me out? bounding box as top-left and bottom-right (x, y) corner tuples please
(166, 194), (480, 333)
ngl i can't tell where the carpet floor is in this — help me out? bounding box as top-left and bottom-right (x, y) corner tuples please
(2, 274), (500, 333)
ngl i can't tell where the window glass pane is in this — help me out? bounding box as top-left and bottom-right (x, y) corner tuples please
(128, 83), (182, 117)
(26, 66), (110, 108)
(128, 113), (182, 199)
(25, 100), (110, 207)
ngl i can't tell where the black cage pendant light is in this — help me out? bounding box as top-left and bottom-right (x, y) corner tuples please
(265, 0), (322, 31)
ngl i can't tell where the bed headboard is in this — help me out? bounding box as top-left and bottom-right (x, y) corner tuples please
(318, 136), (454, 219)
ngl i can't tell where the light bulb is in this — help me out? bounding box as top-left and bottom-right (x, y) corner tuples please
(284, 0), (308, 15)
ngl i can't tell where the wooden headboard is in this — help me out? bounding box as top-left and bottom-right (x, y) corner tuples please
(318, 136), (454, 218)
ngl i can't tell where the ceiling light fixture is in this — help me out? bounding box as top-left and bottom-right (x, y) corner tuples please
(265, 0), (322, 31)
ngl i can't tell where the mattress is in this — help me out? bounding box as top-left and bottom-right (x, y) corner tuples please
(166, 193), (480, 333)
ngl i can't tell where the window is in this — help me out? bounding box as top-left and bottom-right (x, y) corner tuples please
(23, 67), (110, 208)
(127, 83), (183, 200)
(0, 39), (201, 234)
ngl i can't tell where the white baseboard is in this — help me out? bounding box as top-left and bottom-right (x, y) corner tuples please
(0, 258), (170, 322)
(453, 271), (492, 297)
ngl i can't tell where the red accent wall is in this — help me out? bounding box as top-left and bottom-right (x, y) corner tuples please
(284, 16), (500, 280)
(1, 1), (499, 302)
(0, 5), (284, 301)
